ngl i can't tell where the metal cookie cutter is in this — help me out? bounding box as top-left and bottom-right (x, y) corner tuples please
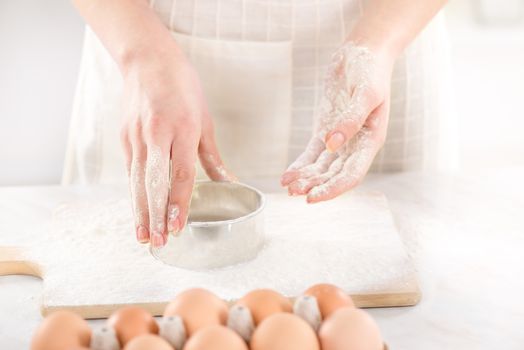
(150, 181), (265, 270)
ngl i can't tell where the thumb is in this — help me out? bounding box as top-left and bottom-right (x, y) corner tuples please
(324, 88), (380, 153)
(198, 125), (236, 182)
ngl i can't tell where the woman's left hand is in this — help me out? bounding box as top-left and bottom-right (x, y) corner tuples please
(281, 42), (394, 203)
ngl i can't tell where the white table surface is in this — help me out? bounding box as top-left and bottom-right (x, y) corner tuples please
(1, 170), (523, 349)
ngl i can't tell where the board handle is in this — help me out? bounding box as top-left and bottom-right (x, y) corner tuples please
(0, 246), (42, 277)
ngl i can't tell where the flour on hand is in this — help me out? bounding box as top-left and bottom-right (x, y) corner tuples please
(282, 42), (385, 202)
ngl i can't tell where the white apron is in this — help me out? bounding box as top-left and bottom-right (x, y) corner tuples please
(62, 0), (452, 186)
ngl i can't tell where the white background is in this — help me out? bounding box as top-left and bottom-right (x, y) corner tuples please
(0, 0), (523, 186)
(0, 1), (83, 185)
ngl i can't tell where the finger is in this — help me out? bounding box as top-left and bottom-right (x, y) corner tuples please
(307, 129), (379, 203)
(365, 95), (390, 136)
(167, 132), (199, 236)
(288, 151), (349, 195)
(120, 127), (132, 175)
(281, 137), (326, 186)
(296, 151), (338, 179)
(129, 135), (150, 244)
(199, 125), (236, 181)
(324, 87), (380, 153)
(287, 151), (337, 195)
(145, 143), (171, 248)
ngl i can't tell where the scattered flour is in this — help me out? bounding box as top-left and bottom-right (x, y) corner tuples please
(33, 190), (416, 314)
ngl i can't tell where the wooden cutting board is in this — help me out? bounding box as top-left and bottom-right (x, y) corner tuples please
(0, 186), (420, 319)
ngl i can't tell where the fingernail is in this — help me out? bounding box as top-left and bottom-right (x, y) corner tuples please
(151, 231), (166, 248)
(326, 132), (346, 153)
(167, 204), (180, 235)
(136, 225), (149, 243)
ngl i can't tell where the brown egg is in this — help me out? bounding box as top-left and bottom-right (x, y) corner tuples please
(124, 334), (173, 350)
(107, 306), (159, 346)
(319, 307), (383, 350)
(236, 289), (292, 325)
(30, 310), (91, 350)
(184, 325), (248, 350)
(164, 288), (228, 336)
(304, 284), (354, 318)
(250, 313), (320, 350)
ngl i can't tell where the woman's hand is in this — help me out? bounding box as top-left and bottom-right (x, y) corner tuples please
(281, 42), (394, 203)
(71, 0), (235, 248)
(120, 50), (234, 247)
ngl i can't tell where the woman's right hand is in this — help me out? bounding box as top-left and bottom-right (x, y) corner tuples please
(120, 48), (235, 248)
